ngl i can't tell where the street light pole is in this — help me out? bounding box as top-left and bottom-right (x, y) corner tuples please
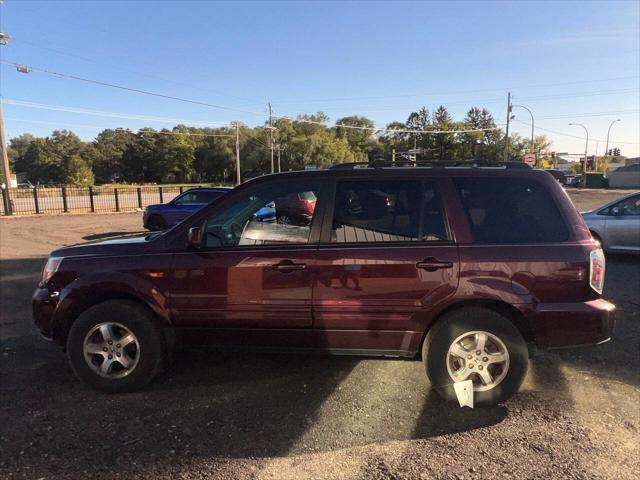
(569, 123), (589, 176)
(605, 119), (621, 157)
(513, 104), (534, 153)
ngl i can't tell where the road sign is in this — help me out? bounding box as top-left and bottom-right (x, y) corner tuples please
(524, 153), (536, 167)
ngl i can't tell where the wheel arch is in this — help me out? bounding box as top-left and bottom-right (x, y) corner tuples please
(589, 229), (604, 249)
(54, 289), (173, 351)
(418, 299), (533, 359)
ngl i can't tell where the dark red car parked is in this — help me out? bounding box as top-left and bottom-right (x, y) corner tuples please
(33, 162), (615, 405)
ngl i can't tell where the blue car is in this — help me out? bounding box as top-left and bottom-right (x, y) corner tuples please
(143, 187), (231, 231)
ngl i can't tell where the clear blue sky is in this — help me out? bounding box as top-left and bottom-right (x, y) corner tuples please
(1, 0), (639, 156)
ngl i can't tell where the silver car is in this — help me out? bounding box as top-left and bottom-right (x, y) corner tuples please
(582, 192), (640, 254)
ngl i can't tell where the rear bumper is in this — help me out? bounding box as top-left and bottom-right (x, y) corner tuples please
(530, 298), (616, 348)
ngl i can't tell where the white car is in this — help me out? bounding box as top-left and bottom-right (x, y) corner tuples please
(582, 192), (640, 254)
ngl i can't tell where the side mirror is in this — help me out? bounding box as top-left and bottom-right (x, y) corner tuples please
(187, 226), (202, 247)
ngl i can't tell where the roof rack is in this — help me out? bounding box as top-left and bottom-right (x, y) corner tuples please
(328, 159), (531, 170)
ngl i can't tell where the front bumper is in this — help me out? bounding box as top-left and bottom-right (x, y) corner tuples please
(530, 298), (616, 348)
(32, 287), (59, 342)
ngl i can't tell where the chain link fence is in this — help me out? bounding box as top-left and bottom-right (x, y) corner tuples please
(0, 185), (225, 216)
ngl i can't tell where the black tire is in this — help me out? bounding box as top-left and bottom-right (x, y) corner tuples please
(147, 214), (167, 231)
(67, 300), (165, 393)
(422, 307), (528, 406)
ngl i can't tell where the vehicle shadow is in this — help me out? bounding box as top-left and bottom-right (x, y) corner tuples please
(0, 336), (507, 477)
(0, 257), (46, 339)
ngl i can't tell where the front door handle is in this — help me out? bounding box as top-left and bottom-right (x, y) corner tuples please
(416, 257), (453, 272)
(272, 260), (307, 272)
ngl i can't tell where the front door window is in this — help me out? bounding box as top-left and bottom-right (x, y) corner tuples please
(203, 182), (320, 247)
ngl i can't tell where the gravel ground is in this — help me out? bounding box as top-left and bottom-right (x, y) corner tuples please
(0, 189), (638, 479)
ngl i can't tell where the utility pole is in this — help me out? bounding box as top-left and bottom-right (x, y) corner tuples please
(1, 30), (14, 214)
(605, 119), (621, 157)
(234, 122), (241, 185)
(268, 102), (274, 174)
(0, 97), (13, 214)
(276, 145), (281, 173)
(503, 92), (512, 162)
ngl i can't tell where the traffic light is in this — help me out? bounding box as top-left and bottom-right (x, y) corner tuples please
(613, 148), (621, 157)
(551, 151), (556, 159)
(587, 156), (595, 169)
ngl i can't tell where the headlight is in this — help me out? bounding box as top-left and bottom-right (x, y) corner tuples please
(40, 257), (63, 286)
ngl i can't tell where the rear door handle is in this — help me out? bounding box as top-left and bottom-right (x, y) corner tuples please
(416, 258), (453, 271)
(272, 260), (307, 272)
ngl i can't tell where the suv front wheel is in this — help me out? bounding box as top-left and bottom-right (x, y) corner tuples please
(67, 300), (165, 392)
(423, 307), (528, 406)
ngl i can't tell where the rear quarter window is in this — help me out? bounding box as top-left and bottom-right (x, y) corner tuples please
(455, 177), (569, 244)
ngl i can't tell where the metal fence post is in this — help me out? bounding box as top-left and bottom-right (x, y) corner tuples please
(1, 188), (11, 215)
(159, 186), (164, 203)
(114, 188), (120, 212)
(137, 187), (143, 208)
(179, 186), (184, 194)
(33, 187), (41, 214)
(89, 186), (95, 212)
(62, 187), (69, 213)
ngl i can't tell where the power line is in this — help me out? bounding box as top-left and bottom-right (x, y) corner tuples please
(513, 119), (640, 145)
(5, 59), (636, 138)
(13, 38), (266, 105)
(0, 59), (266, 116)
(535, 109), (639, 120)
(3, 98), (231, 126)
(273, 88), (638, 116)
(268, 76), (640, 104)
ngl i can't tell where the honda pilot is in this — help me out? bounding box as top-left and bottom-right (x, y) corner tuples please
(33, 162), (615, 406)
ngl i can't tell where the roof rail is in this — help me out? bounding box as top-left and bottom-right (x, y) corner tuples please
(328, 159), (532, 170)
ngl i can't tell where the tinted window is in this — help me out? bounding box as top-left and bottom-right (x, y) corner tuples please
(331, 180), (447, 243)
(613, 195), (640, 216)
(455, 177), (569, 244)
(175, 190), (224, 205)
(204, 183), (319, 247)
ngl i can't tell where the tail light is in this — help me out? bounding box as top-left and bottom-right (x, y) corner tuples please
(303, 199), (316, 215)
(589, 248), (605, 294)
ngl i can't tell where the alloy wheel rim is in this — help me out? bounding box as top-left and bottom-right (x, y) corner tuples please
(446, 330), (510, 392)
(83, 322), (140, 379)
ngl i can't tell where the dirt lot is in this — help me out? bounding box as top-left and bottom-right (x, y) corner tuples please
(0, 189), (638, 479)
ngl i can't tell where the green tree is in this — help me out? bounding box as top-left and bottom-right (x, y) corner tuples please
(65, 155), (95, 186)
(334, 116), (376, 160)
(459, 107), (503, 159)
(92, 129), (135, 183)
(21, 138), (64, 184)
(432, 106), (455, 160)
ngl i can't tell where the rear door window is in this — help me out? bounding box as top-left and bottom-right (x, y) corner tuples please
(330, 180), (448, 243)
(174, 190), (225, 205)
(455, 177), (569, 244)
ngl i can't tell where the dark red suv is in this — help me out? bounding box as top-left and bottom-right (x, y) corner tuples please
(33, 163), (615, 405)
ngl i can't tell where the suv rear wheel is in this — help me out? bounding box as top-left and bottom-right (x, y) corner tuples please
(67, 300), (165, 392)
(423, 307), (528, 406)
